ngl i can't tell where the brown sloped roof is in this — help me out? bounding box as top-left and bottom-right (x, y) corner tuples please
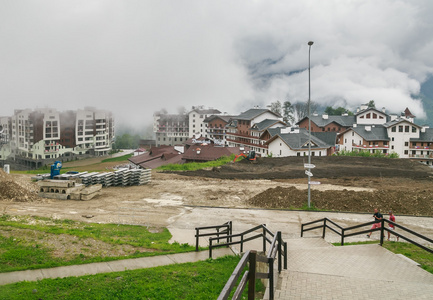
(138, 153), (184, 169)
(404, 107), (415, 118)
(182, 145), (246, 161)
(128, 146), (179, 165)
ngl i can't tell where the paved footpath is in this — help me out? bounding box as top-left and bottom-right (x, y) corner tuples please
(274, 237), (433, 300)
(0, 248), (233, 286)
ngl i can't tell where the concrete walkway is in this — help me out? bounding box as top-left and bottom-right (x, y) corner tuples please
(0, 248), (233, 286)
(275, 237), (433, 299)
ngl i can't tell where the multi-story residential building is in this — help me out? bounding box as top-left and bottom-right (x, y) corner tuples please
(338, 107), (433, 165)
(203, 115), (234, 146)
(3, 107), (114, 168)
(226, 108), (285, 155)
(0, 117), (11, 163)
(153, 106), (221, 147)
(266, 127), (337, 157)
(188, 106), (221, 138)
(154, 114), (189, 146)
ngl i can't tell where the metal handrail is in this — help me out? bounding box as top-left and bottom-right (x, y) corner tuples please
(301, 217), (433, 253)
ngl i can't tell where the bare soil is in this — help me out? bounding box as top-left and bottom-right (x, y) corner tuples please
(1, 156), (433, 261)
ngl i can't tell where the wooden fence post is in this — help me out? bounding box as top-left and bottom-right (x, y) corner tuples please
(322, 219), (326, 238)
(195, 228), (199, 251)
(248, 251), (257, 300)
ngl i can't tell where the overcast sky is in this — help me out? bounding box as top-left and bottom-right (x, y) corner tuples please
(1, 0), (433, 127)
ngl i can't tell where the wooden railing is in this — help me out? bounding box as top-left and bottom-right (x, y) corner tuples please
(197, 223), (287, 300)
(301, 218), (433, 253)
(195, 221), (232, 252)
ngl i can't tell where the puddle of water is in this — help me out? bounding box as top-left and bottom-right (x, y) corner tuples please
(142, 198), (183, 206)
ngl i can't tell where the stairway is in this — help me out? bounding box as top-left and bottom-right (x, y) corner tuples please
(273, 237), (433, 300)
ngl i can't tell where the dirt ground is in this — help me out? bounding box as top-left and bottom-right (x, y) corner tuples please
(1, 156), (433, 259)
(1, 156), (433, 219)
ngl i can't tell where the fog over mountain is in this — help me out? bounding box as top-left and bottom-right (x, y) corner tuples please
(1, 1), (433, 129)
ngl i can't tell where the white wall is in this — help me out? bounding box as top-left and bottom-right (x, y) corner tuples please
(388, 122), (419, 158)
(268, 137), (327, 157)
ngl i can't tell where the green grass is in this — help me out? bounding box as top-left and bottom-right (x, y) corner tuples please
(333, 241), (433, 274)
(334, 149), (399, 158)
(101, 154), (133, 163)
(0, 255), (252, 300)
(157, 154), (236, 171)
(0, 215), (197, 273)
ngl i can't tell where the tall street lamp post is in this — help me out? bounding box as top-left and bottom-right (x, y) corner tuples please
(307, 41), (314, 208)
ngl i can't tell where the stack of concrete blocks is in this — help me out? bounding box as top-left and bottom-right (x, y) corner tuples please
(38, 180), (102, 201)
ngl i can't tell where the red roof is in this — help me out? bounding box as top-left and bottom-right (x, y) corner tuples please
(404, 107), (415, 118)
(128, 146), (180, 165)
(182, 145), (247, 161)
(138, 153), (184, 169)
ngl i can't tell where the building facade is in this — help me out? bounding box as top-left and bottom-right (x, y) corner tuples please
(2, 107), (114, 168)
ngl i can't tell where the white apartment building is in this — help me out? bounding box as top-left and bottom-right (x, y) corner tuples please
(188, 106), (221, 138)
(2, 107), (114, 168)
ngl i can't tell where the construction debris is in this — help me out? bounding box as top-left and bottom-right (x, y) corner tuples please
(38, 180), (102, 201)
(35, 169), (151, 201)
(0, 169), (40, 202)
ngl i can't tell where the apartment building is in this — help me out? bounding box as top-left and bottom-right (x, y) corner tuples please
(154, 114), (189, 146)
(3, 107), (114, 168)
(225, 108), (285, 155)
(188, 106), (221, 138)
(153, 106), (221, 146)
(203, 115), (234, 146)
(338, 107), (433, 164)
(267, 127), (337, 157)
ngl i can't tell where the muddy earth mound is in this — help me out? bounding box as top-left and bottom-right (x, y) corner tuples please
(176, 156), (433, 180)
(172, 156), (433, 216)
(0, 170), (40, 202)
(247, 185), (433, 216)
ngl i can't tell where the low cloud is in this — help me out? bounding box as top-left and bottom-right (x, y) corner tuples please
(1, 1), (433, 126)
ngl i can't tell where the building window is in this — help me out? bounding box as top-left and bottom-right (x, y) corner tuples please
(405, 126), (409, 132)
(392, 137), (394, 141)
(398, 126), (403, 132)
(412, 150), (416, 155)
(392, 126), (396, 132)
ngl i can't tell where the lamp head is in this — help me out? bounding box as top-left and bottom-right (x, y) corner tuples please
(308, 41), (314, 46)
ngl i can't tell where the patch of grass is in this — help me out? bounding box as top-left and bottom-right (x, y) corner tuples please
(333, 241), (433, 274)
(301, 202), (318, 211)
(0, 215), (198, 272)
(101, 154), (133, 163)
(0, 256), (265, 300)
(334, 149), (399, 158)
(157, 154), (236, 171)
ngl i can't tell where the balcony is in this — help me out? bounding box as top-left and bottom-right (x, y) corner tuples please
(226, 137), (268, 149)
(352, 144), (389, 149)
(408, 154), (433, 159)
(409, 146), (431, 150)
